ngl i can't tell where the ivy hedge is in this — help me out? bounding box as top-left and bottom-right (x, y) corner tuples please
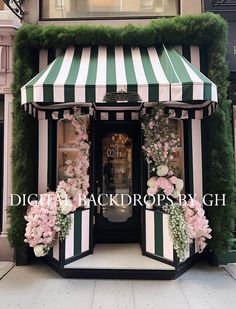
(8, 13), (235, 256)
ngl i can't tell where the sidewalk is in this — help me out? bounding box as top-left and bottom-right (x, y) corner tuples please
(0, 261), (235, 309)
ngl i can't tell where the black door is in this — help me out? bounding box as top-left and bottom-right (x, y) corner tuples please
(94, 121), (141, 243)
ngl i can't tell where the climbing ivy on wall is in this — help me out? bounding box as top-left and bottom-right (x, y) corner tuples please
(8, 13), (235, 256)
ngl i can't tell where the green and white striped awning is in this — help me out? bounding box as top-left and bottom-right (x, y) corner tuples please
(21, 44), (217, 119)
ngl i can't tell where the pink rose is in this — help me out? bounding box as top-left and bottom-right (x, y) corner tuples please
(170, 176), (177, 184)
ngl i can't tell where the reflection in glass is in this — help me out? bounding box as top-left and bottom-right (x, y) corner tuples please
(57, 119), (78, 183)
(101, 133), (132, 223)
(169, 119), (184, 180)
(42, 0), (179, 19)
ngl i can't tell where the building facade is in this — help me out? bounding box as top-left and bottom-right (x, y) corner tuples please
(204, 0), (236, 263)
(1, 0), (235, 279)
(0, 0), (20, 261)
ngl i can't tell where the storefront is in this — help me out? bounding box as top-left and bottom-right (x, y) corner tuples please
(9, 13), (235, 278)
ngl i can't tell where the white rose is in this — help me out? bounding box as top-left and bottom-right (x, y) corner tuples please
(175, 179), (184, 191)
(147, 177), (157, 188)
(57, 188), (67, 200)
(34, 245), (48, 257)
(60, 199), (73, 215)
(157, 165), (169, 177)
(171, 190), (180, 199)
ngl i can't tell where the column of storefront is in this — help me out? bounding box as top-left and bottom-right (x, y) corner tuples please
(0, 21), (20, 260)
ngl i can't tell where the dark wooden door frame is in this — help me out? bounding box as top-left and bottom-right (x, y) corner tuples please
(93, 121), (142, 243)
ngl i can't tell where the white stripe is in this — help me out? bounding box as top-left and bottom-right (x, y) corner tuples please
(181, 110), (189, 119)
(37, 111), (46, 120)
(145, 210), (155, 254)
(190, 46), (200, 70)
(163, 45), (183, 101)
(195, 109), (203, 119)
(163, 214), (174, 261)
(52, 111), (59, 119)
(131, 47), (149, 102)
(100, 112), (108, 120)
(75, 47), (91, 103)
(96, 46), (107, 102)
(180, 56), (204, 100)
(116, 112), (124, 120)
(39, 50), (48, 71)
(53, 238), (60, 261)
(171, 83), (183, 101)
(212, 84), (218, 102)
(191, 119), (203, 202)
(81, 210), (90, 252)
(147, 47), (170, 101)
(131, 112), (139, 120)
(21, 86), (27, 105)
(38, 120), (48, 194)
(53, 47), (75, 102)
(33, 61), (56, 102)
(65, 214), (74, 259)
(115, 47), (127, 92)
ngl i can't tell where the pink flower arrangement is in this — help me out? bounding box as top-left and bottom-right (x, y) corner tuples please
(146, 166), (184, 200)
(57, 114), (90, 210)
(182, 199), (212, 252)
(24, 193), (60, 256)
(24, 110), (90, 257)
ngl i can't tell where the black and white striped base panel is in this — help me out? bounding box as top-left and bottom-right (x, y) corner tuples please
(145, 209), (197, 264)
(48, 208), (90, 264)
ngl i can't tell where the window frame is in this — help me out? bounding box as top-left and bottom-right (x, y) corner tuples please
(39, 0), (180, 21)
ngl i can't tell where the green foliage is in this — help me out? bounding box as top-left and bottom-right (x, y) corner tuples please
(8, 13), (235, 255)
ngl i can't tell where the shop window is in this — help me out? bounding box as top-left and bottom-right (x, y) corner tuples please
(57, 119), (78, 183)
(147, 119), (184, 184)
(41, 0), (179, 20)
(169, 119), (184, 180)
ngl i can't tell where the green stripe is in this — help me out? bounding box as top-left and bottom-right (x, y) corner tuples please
(43, 52), (65, 103)
(123, 48), (137, 93)
(106, 47), (116, 93)
(157, 46), (179, 84)
(74, 210), (82, 255)
(166, 48), (193, 100)
(181, 55), (213, 101)
(64, 48), (82, 102)
(140, 47), (159, 101)
(25, 65), (52, 103)
(154, 212), (163, 256)
(86, 47), (98, 102)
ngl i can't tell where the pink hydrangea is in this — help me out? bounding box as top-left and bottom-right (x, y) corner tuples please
(182, 199), (212, 252)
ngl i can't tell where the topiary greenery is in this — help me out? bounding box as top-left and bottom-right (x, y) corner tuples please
(9, 13), (235, 256)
